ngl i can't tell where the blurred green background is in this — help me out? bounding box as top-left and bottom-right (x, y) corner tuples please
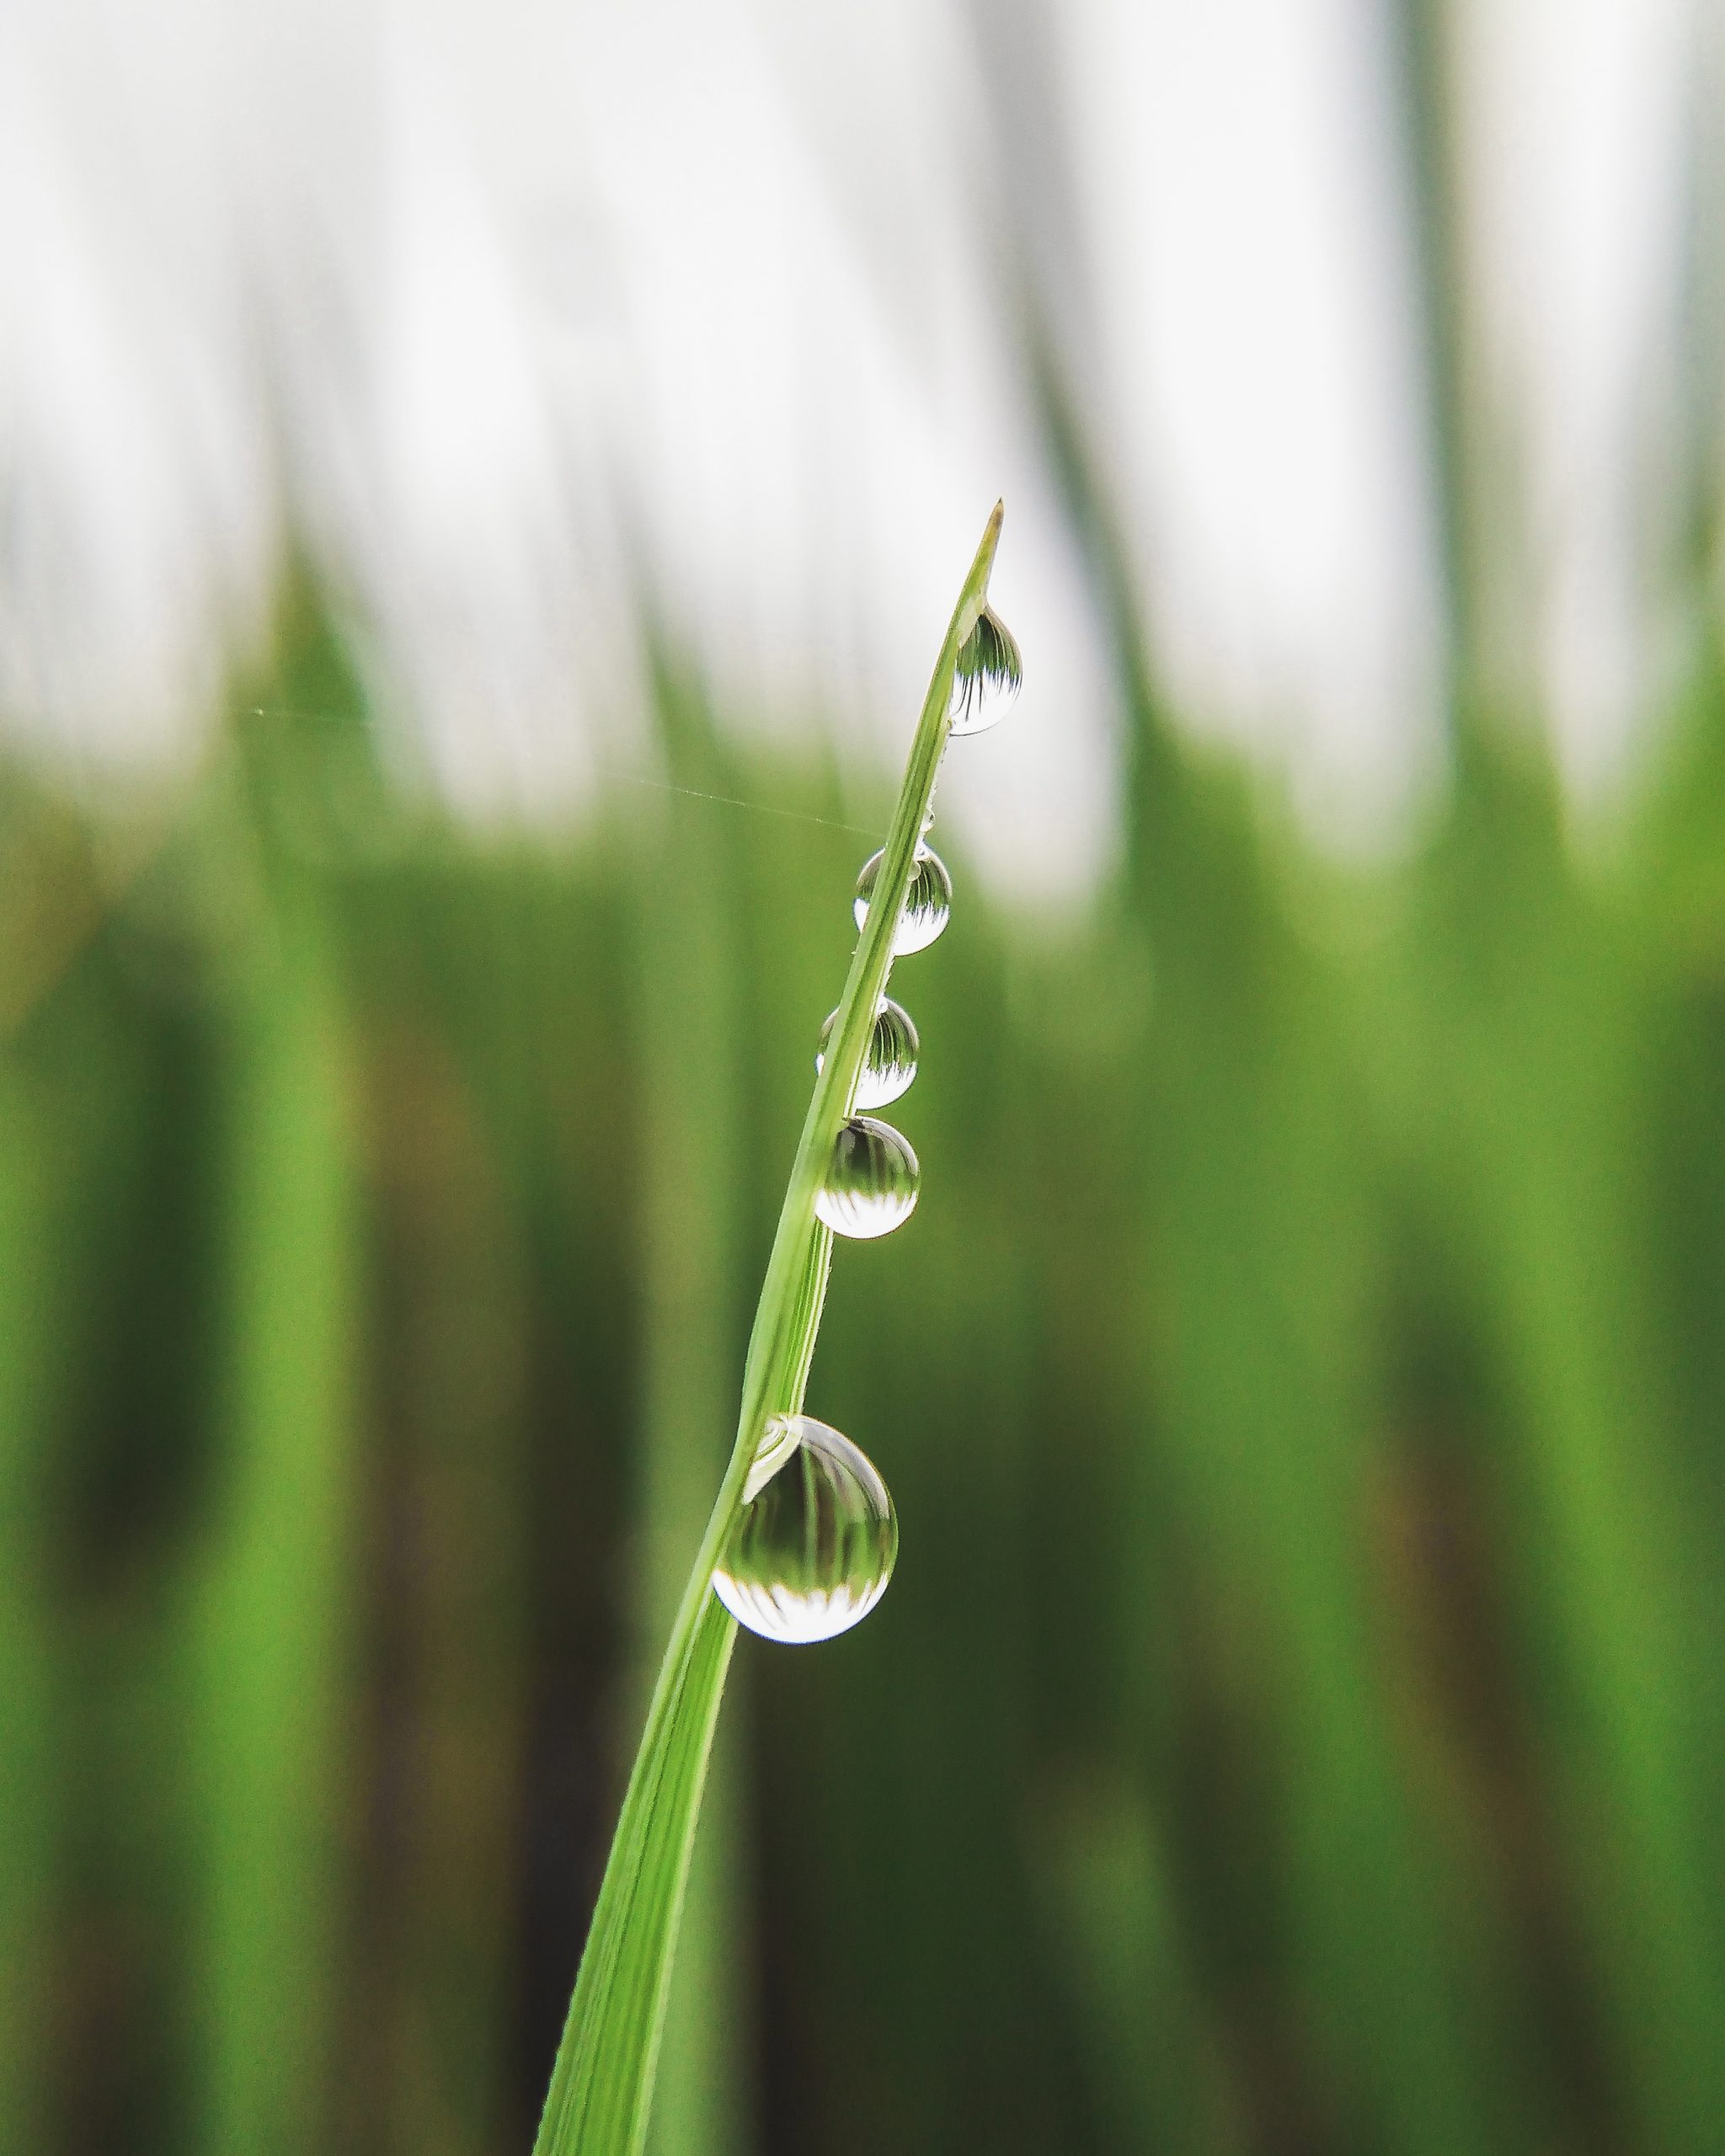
(8, 3), (1725, 2153)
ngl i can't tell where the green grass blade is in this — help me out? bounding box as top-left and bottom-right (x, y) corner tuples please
(532, 501), (1007, 2156)
(636, 664), (751, 2156)
(185, 875), (356, 2156)
(0, 1061), (56, 2156)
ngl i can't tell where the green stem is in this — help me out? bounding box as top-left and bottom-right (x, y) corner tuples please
(532, 501), (1005, 2156)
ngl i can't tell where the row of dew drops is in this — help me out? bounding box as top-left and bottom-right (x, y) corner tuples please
(713, 600), (1022, 1646)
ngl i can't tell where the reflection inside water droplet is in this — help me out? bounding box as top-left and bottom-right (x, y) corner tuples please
(853, 846), (952, 956)
(814, 1115), (920, 1239)
(948, 604), (1022, 736)
(715, 1414), (898, 1643)
(815, 997), (919, 1109)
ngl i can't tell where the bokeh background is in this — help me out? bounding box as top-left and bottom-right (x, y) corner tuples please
(7, 2), (1725, 2151)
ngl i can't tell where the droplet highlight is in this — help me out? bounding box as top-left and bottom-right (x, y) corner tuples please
(715, 1415), (898, 1643)
(852, 846), (952, 956)
(948, 603), (1022, 735)
(814, 1115), (920, 1239)
(815, 997), (920, 1110)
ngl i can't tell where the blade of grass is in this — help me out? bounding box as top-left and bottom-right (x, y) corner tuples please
(636, 662), (751, 2156)
(0, 1059), (56, 2156)
(184, 884), (356, 2156)
(532, 502), (1007, 2156)
(184, 590), (363, 2156)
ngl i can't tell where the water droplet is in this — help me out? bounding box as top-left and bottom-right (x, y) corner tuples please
(852, 846), (952, 956)
(949, 604), (1022, 735)
(715, 1415), (898, 1642)
(815, 997), (920, 1109)
(814, 1115), (920, 1239)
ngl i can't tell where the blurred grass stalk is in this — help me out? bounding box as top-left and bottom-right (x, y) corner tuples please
(185, 891), (353, 2155)
(182, 664), (360, 2156)
(0, 1051), (56, 2156)
(635, 658), (750, 2156)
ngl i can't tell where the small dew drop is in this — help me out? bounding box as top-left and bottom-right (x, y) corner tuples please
(853, 846), (952, 956)
(715, 1415), (898, 1643)
(815, 997), (920, 1109)
(948, 604), (1023, 736)
(815, 1115), (920, 1239)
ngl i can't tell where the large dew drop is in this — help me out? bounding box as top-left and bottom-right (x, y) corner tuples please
(815, 997), (919, 1110)
(714, 1415), (898, 1643)
(948, 603), (1022, 735)
(853, 845), (952, 956)
(815, 1115), (920, 1239)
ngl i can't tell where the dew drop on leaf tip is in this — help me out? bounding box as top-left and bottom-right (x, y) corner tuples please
(815, 997), (919, 1110)
(853, 845), (952, 956)
(715, 1415), (898, 1643)
(815, 1115), (919, 1239)
(948, 603), (1022, 737)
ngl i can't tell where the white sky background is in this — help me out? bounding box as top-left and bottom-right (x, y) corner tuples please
(0, 0), (1707, 898)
